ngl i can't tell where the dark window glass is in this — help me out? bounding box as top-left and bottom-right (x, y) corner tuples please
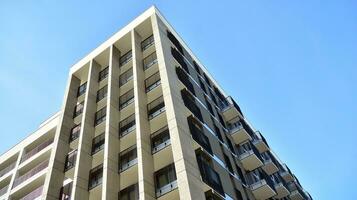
(98, 66), (109, 82)
(119, 184), (138, 200)
(145, 71), (161, 92)
(193, 61), (201, 75)
(64, 150), (77, 171)
(214, 124), (223, 142)
(141, 34), (154, 51)
(94, 107), (106, 126)
(205, 97), (214, 116)
(223, 153), (234, 174)
(167, 30), (183, 54)
(96, 85), (108, 102)
(69, 124), (81, 142)
(155, 164), (177, 197)
(119, 69), (133, 86)
(119, 114), (136, 137)
(88, 164), (103, 190)
(176, 67), (195, 95)
(203, 74), (212, 88)
(119, 89), (134, 110)
(147, 96), (165, 120)
(59, 182), (72, 200)
(77, 82), (87, 97)
(119, 146), (137, 172)
(181, 89), (202, 122)
(151, 127), (170, 153)
(73, 101), (84, 118)
(120, 50), (132, 66)
(171, 47), (189, 74)
(91, 133), (105, 155)
(143, 52), (158, 70)
(199, 78), (207, 94)
(235, 189), (243, 200)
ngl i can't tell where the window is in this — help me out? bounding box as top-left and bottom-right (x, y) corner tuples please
(236, 164), (246, 184)
(171, 47), (189, 74)
(235, 189), (243, 200)
(119, 69), (133, 86)
(98, 66), (109, 82)
(119, 184), (138, 200)
(91, 134), (105, 155)
(181, 89), (202, 122)
(120, 50), (132, 66)
(225, 135), (235, 154)
(209, 90), (218, 106)
(64, 150), (77, 171)
(176, 67), (195, 95)
(167, 30), (183, 54)
(155, 164), (177, 197)
(73, 101), (84, 118)
(193, 61), (201, 75)
(145, 71), (161, 92)
(60, 182), (72, 200)
(119, 145), (137, 172)
(151, 127), (170, 153)
(223, 153), (234, 174)
(119, 89), (134, 110)
(199, 78), (207, 94)
(96, 85), (108, 102)
(143, 52), (158, 70)
(77, 82), (87, 97)
(213, 124), (223, 143)
(147, 96), (165, 120)
(187, 116), (212, 155)
(205, 97), (214, 116)
(69, 124), (80, 142)
(141, 34), (154, 51)
(203, 73), (212, 88)
(94, 107), (106, 126)
(119, 114), (136, 137)
(88, 164), (103, 190)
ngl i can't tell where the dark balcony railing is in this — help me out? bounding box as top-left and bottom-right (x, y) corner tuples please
(143, 52), (158, 70)
(120, 50), (132, 66)
(181, 89), (202, 122)
(119, 89), (134, 110)
(237, 141), (262, 161)
(188, 116), (213, 155)
(151, 127), (171, 154)
(145, 72), (161, 92)
(64, 150), (77, 171)
(69, 124), (80, 142)
(141, 35), (154, 51)
(147, 96), (165, 120)
(222, 96), (244, 117)
(167, 30), (183, 54)
(247, 169), (275, 192)
(119, 115), (136, 137)
(171, 47), (189, 74)
(19, 185), (43, 200)
(13, 160), (49, 188)
(0, 162), (16, 178)
(156, 180), (178, 197)
(176, 67), (195, 95)
(119, 69), (133, 87)
(196, 156), (224, 196)
(0, 185), (8, 197)
(21, 139), (53, 162)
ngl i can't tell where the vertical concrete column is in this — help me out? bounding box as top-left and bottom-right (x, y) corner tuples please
(102, 45), (121, 200)
(151, 13), (206, 200)
(71, 60), (101, 199)
(132, 29), (156, 200)
(43, 74), (81, 200)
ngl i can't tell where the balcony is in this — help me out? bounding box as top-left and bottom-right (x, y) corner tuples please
(247, 169), (276, 200)
(21, 139), (53, 163)
(221, 96), (244, 121)
(145, 71), (161, 93)
(196, 153), (224, 196)
(252, 131), (270, 153)
(227, 118), (252, 144)
(0, 162), (16, 179)
(19, 185), (43, 200)
(279, 164), (295, 183)
(152, 127), (173, 171)
(237, 142), (263, 171)
(261, 151), (279, 175)
(13, 160), (48, 188)
(119, 50), (132, 67)
(271, 173), (290, 199)
(119, 89), (134, 110)
(181, 89), (203, 122)
(141, 34), (154, 51)
(288, 182), (309, 200)
(119, 146), (137, 173)
(119, 114), (136, 138)
(143, 52), (158, 71)
(148, 96), (165, 120)
(0, 185), (8, 197)
(155, 164), (178, 199)
(188, 116), (213, 155)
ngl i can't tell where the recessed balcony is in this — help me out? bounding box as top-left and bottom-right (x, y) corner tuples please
(0, 184), (9, 198)
(0, 162), (16, 180)
(252, 131), (269, 153)
(119, 146), (138, 189)
(288, 182), (308, 200)
(261, 152), (279, 175)
(17, 185), (43, 200)
(271, 173), (290, 199)
(237, 142), (263, 171)
(279, 164), (295, 183)
(221, 96), (244, 121)
(13, 160), (48, 190)
(227, 119), (252, 144)
(247, 169), (276, 200)
(21, 139), (53, 163)
(155, 164), (179, 199)
(119, 50), (132, 69)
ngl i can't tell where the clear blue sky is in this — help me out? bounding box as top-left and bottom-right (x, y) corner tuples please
(0, 1), (356, 199)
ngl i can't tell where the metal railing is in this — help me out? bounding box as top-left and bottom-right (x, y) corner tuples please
(145, 72), (161, 92)
(147, 96), (165, 119)
(13, 160), (48, 188)
(141, 35), (154, 51)
(0, 162), (16, 178)
(155, 180), (178, 197)
(21, 139), (53, 162)
(119, 50), (132, 66)
(143, 52), (158, 70)
(19, 185), (43, 200)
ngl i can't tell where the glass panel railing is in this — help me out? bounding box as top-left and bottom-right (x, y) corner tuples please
(141, 35), (155, 51)
(148, 96), (165, 120)
(21, 139), (53, 162)
(155, 180), (177, 197)
(0, 185), (8, 197)
(120, 50), (132, 66)
(143, 52), (158, 70)
(0, 162), (16, 178)
(197, 157), (224, 196)
(13, 160), (48, 188)
(145, 72), (161, 92)
(19, 185), (43, 200)
(119, 158), (138, 172)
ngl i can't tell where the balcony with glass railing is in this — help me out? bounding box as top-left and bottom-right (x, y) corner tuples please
(227, 118), (252, 144)
(252, 131), (270, 153)
(261, 151), (279, 175)
(145, 71), (161, 93)
(288, 181), (309, 200)
(13, 160), (48, 189)
(236, 141), (263, 171)
(119, 50), (132, 67)
(270, 173), (290, 199)
(21, 139), (53, 163)
(143, 52), (158, 71)
(148, 96), (165, 120)
(221, 96), (244, 120)
(119, 146), (138, 173)
(0, 162), (16, 179)
(18, 185), (43, 200)
(279, 163), (295, 183)
(119, 114), (136, 138)
(141, 34), (155, 52)
(155, 164), (178, 199)
(246, 168), (276, 200)
(0, 185), (8, 198)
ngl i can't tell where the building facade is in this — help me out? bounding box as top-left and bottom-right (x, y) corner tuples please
(0, 6), (312, 200)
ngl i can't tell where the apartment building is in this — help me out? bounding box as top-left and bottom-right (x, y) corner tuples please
(0, 6), (312, 200)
